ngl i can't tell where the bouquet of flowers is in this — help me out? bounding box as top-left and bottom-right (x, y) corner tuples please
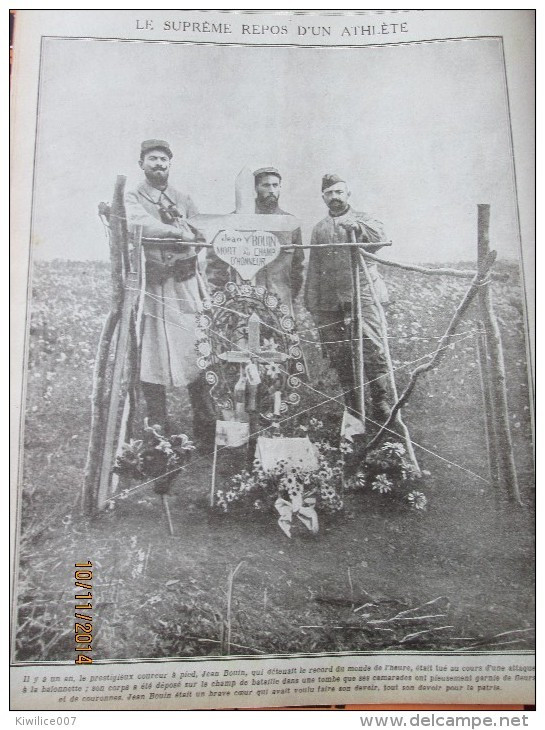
(114, 420), (195, 495)
(216, 437), (344, 536)
(352, 440), (428, 510)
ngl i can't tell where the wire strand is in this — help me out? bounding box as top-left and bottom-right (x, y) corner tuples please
(105, 301), (487, 502)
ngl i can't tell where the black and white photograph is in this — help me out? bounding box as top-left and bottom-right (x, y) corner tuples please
(10, 9), (535, 710)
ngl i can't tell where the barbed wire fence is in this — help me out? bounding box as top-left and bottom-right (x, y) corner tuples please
(83, 177), (522, 515)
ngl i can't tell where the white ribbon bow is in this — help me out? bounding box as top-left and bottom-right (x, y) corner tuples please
(275, 494), (319, 538)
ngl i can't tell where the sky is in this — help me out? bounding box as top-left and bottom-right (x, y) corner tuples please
(30, 36), (521, 263)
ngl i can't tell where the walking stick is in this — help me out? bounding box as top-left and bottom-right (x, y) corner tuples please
(210, 437), (219, 508)
(350, 230), (366, 425)
(358, 248), (420, 473)
(161, 495), (175, 536)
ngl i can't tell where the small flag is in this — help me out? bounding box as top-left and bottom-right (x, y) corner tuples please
(340, 409), (365, 441)
(215, 420), (250, 448)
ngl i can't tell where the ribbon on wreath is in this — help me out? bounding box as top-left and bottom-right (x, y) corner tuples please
(274, 494), (319, 538)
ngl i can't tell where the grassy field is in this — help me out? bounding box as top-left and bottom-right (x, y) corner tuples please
(14, 258), (534, 662)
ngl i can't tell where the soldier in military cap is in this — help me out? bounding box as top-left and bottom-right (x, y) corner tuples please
(304, 174), (391, 421)
(207, 166), (304, 315)
(124, 140), (215, 444)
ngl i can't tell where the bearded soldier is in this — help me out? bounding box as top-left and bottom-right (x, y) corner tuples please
(124, 139), (215, 445)
(304, 174), (391, 422)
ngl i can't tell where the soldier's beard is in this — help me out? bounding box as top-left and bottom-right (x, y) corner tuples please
(257, 194), (279, 210)
(145, 169), (169, 187)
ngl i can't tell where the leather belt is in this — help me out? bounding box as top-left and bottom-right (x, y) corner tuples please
(145, 255), (198, 285)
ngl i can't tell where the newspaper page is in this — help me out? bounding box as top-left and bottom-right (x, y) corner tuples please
(10, 9), (535, 710)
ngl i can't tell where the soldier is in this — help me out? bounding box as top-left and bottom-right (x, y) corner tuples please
(207, 167), (304, 315)
(124, 139), (215, 445)
(304, 174), (391, 422)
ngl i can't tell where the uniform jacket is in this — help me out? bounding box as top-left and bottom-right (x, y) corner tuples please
(124, 180), (201, 257)
(206, 201), (304, 315)
(304, 206), (389, 312)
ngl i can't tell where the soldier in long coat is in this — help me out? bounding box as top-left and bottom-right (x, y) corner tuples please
(304, 174), (391, 421)
(206, 167), (304, 315)
(124, 139), (215, 443)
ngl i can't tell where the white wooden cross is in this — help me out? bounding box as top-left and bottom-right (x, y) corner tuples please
(189, 167), (300, 281)
(218, 312), (288, 416)
(218, 312), (288, 366)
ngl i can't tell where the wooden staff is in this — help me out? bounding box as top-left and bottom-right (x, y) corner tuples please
(82, 175), (127, 514)
(477, 205), (521, 504)
(476, 325), (499, 488)
(96, 226), (143, 511)
(106, 228), (143, 503)
(162, 495), (174, 536)
(350, 230), (366, 424)
(357, 249), (420, 474)
(210, 438), (219, 508)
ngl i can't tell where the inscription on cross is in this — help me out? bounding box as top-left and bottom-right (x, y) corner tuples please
(189, 167), (300, 281)
(189, 167), (300, 420)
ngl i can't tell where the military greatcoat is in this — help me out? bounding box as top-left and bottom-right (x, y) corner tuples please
(124, 180), (207, 388)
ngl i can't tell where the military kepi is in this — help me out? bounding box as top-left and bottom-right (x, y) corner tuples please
(322, 173), (345, 191)
(140, 139), (173, 158)
(254, 166), (282, 182)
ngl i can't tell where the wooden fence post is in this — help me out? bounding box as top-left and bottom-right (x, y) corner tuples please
(476, 329), (499, 488)
(82, 175), (127, 514)
(350, 242), (366, 423)
(96, 225), (143, 511)
(357, 249), (420, 474)
(477, 204), (522, 504)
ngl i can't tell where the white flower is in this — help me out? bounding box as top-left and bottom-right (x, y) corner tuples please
(266, 363), (281, 377)
(372, 474), (393, 494)
(282, 473), (298, 489)
(262, 337), (279, 351)
(407, 491), (428, 510)
(156, 441), (174, 455)
(320, 484), (336, 499)
(171, 434), (195, 450)
(353, 472), (366, 488)
(383, 441), (406, 457)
